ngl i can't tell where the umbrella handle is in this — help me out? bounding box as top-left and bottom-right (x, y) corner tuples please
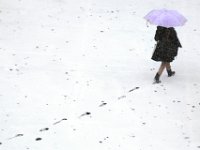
(146, 21), (149, 27)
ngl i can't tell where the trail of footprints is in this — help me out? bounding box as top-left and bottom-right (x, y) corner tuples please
(0, 87), (139, 146)
(0, 112), (92, 145)
(1, 86), (200, 149)
(0, 118), (68, 145)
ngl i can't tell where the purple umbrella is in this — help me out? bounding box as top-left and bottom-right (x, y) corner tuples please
(144, 9), (187, 27)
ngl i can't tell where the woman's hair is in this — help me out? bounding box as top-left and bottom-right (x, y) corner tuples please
(165, 27), (175, 41)
(165, 28), (171, 40)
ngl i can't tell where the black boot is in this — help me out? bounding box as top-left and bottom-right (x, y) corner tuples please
(167, 69), (175, 77)
(154, 73), (161, 83)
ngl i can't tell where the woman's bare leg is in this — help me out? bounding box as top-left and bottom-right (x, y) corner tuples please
(166, 62), (175, 76)
(165, 62), (171, 70)
(158, 62), (166, 75)
(154, 62), (166, 83)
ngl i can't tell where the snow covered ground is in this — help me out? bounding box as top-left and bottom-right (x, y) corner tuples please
(0, 0), (200, 149)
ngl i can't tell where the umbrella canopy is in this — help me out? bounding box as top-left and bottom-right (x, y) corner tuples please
(144, 9), (187, 27)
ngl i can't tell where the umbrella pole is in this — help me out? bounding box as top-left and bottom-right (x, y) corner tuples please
(146, 21), (149, 27)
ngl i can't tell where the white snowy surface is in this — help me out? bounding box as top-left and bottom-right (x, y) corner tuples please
(0, 0), (200, 149)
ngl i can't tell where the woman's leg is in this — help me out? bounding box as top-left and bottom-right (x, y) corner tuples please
(154, 62), (166, 83)
(166, 62), (175, 76)
(166, 62), (171, 70)
(158, 62), (166, 75)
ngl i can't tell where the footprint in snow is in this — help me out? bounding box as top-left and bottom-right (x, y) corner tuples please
(118, 95), (126, 100)
(39, 127), (49, 132)
(99, 102), (107, 107)
(8, 134), (23, 140)
(53, 118), (67, 125)
(79, 112), (91, 118)
(35, 137), (42, 141)
(128, 87), (140, 92)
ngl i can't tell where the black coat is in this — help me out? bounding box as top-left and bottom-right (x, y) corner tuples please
(151, 26), (182, 62)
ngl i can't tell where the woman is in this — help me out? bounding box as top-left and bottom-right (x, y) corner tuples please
(152, 26), (182, 83)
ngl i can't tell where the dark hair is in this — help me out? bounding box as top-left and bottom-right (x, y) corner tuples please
(165, 28), (171, 41)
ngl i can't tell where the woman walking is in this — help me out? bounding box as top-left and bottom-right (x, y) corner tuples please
(152, 26), (182, 83)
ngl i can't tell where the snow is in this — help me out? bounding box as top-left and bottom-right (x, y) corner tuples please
(0, 0), (200, 149)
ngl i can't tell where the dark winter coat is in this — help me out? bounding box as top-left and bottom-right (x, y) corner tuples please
(151, 26), (182, 62)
